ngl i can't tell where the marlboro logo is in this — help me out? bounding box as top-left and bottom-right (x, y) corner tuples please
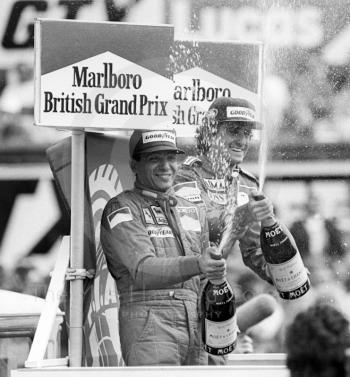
(39, 51), (172, 129)
(203, 178), (226, 191)
(142, 131), (176, 145)
(226, 106), (255, 121)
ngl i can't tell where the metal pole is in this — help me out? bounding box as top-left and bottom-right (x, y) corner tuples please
(69, 130), (85, 366)
(258, 42), (268, 191)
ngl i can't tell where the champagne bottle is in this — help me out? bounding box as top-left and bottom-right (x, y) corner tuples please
(201, 269), (237, 355)
(260, 220), (310, 300)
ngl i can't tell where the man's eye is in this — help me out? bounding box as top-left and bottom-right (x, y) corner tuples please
(149, 157), (159, 163)
(228, 128), (240, 136)
(167, 155), (177, 162)
(146, 155), (159, 163)
(228, 128), (252, 138)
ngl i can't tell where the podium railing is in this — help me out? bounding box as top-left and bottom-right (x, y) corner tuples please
(24, 236), (70, 368)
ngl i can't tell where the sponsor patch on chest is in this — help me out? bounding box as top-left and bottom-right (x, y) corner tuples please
(150, 206), (168, 225)
(207, 191), (227, 205)
(146, 225), (174, 238)
(177, 206), (201, 232)
(203, 178), (228, 205)
(173, 181), (203, 203)
(142, 208), (155, 225)
(237, 192), (249, 205)
(203, 178), (226, 192)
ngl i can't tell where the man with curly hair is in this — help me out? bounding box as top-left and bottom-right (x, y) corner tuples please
(174, 96), (275, 280)
(285, 304), (350, 377)
(173, 96), (279, 365)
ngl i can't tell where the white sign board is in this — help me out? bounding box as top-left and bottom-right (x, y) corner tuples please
(34, 19), (174, 130)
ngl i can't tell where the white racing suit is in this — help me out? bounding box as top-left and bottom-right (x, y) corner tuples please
(100, 184), (210, 366)
(174, 156), (272, 283)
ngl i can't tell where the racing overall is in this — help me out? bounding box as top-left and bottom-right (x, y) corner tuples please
(174, 156), (272, 283)
(100, 184), (209, 365)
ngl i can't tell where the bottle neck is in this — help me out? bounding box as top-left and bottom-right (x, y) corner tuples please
(261, 217), (277, 228)
(209, 277), (226, 285)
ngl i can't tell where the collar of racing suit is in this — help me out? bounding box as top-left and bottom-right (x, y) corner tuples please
(134, 182), (178, 207)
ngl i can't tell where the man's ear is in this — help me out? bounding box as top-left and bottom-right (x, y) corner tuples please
(130, 159), (137, 174)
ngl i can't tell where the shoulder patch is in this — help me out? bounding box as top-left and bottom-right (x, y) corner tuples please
(182, 156), (202, 167)
(239, 167), (259, 185)
(107, 206), (133, 229)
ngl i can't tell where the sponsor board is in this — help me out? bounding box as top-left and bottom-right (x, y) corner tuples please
(170, 41), (262, 136)
(35, 20), (262, 133)
(35, 19), (173, 130)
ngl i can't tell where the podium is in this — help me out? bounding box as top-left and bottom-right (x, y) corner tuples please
(0, 290), (64, 377)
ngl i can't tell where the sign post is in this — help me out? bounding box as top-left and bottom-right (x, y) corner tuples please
(34, 18), (174, 366)
(69, 130), (85, 366)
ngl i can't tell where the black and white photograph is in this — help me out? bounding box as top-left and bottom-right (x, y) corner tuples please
(1, 1), (350, 377)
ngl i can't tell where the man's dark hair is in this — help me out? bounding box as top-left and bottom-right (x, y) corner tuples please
(285, 304), (350, 377)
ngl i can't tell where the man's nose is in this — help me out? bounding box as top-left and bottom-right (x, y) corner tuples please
(158, 158), (170, 169)
(233, 134), (246, 145)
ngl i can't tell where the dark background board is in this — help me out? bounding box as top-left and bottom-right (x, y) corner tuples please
(39, 20), (174, 78)
(172, 40), (261, 94)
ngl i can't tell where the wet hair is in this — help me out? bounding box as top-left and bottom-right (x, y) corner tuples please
(285, 304), (350, 377)
(195, 109), (219, 155)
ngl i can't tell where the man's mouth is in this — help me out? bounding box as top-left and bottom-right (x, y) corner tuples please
(156, 173), (172, 179)
(230, 147), (244, 152)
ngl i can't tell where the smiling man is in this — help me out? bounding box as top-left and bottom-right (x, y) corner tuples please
(100, 129), (226, 366)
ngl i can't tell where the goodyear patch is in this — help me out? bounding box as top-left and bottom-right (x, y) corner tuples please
(226, 106), (256, 121)
(146, 226), (174, 238)
(142, 130), (176, 145)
